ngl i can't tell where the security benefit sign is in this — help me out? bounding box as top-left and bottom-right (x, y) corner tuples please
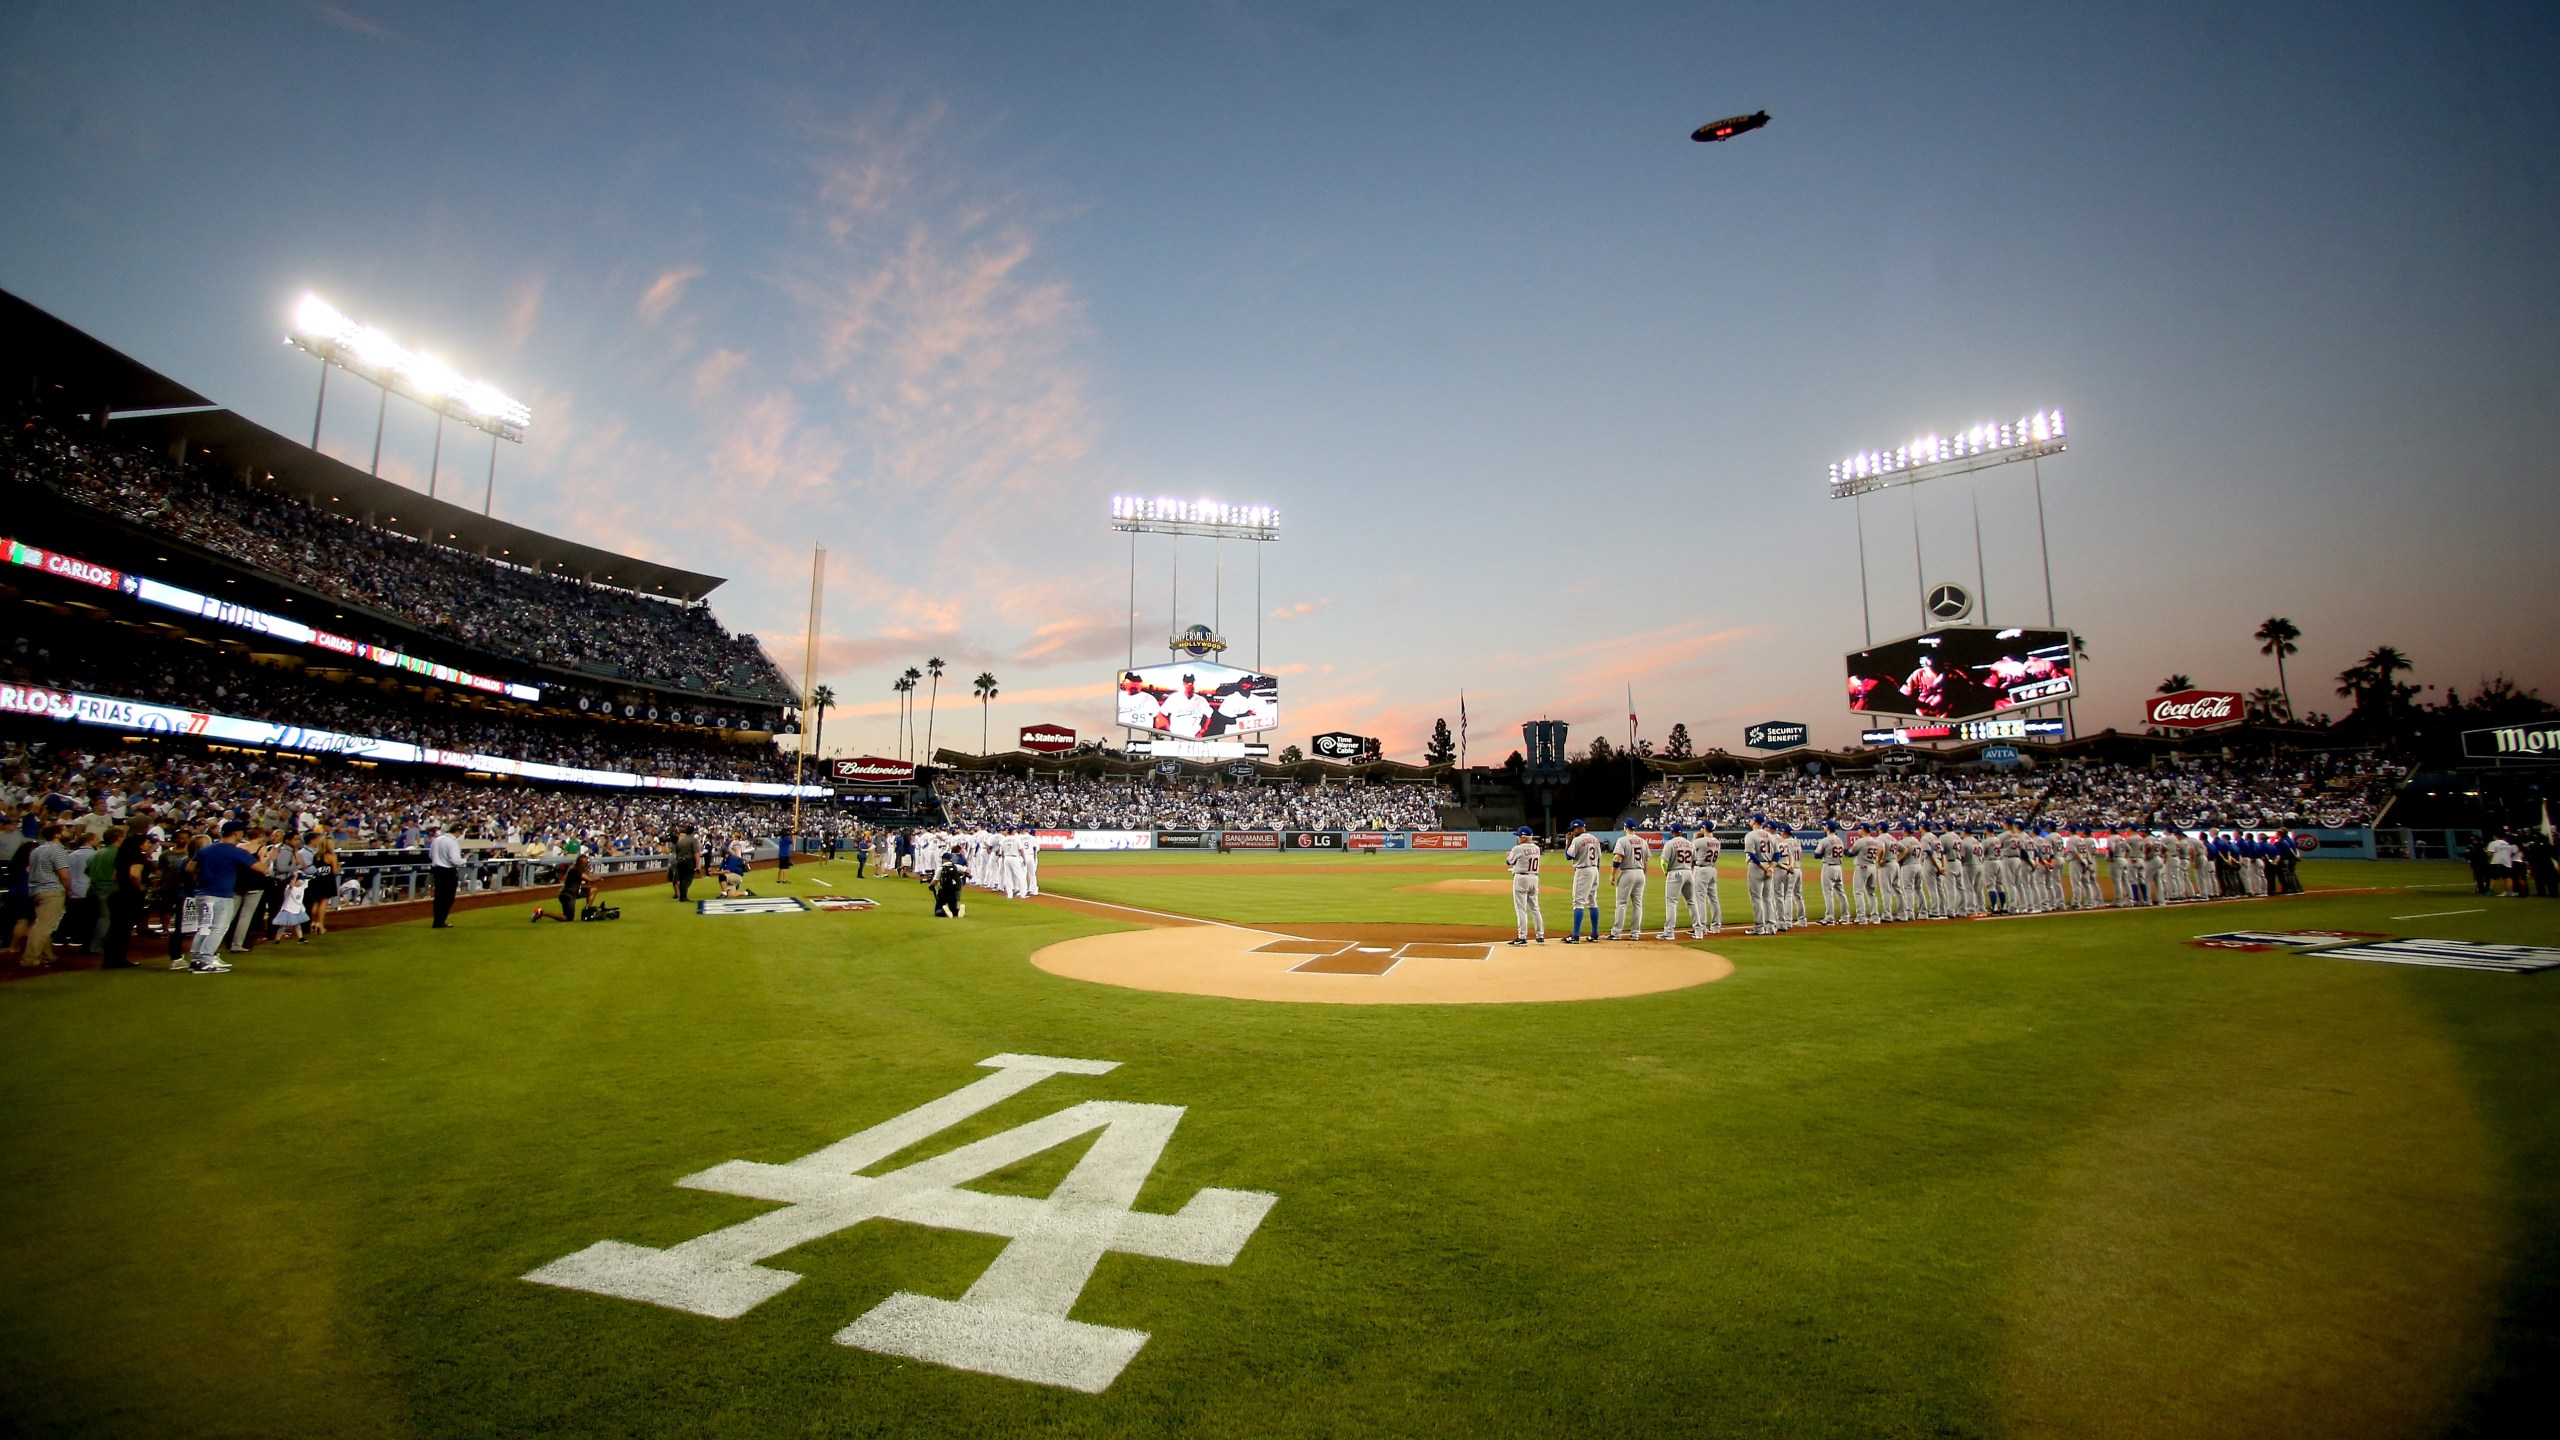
(524, 1054), (1276, 1393)
(1744, 721), (1808, 751)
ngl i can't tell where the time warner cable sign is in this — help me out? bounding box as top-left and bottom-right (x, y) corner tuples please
(1745, 721), (1809, 751)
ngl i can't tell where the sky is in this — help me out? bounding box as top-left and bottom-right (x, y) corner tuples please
(4, 0), (2556, 761)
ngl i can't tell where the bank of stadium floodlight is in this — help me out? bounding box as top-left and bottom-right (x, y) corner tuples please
(287, 292), (532, 516)
(1107, 495), (1281, 542)
(1826, 409), (2065, 499)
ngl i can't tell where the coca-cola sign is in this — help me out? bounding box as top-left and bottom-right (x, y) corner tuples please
(828, 755), (916, 784)
(2146, 690), (2243, 730)
(1018, 723), (1076, 754)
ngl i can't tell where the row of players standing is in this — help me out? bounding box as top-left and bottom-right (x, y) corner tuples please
(1501, 819), (2304, 943)
(896, 827), (1045, 915)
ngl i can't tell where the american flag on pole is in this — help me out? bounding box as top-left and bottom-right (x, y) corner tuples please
(1627, 685), (1637, 751)
(1459, 691), (1468, 768)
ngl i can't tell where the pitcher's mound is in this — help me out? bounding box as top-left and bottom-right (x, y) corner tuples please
(1032, 923), (1732, 1005)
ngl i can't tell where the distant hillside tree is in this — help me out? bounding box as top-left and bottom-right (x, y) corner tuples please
(1664, 723), (1692, 759)
(1425, 718), (1456, 765)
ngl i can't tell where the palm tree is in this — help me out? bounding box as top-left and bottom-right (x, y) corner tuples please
(894, 672), (919, 758)
(2157, 674), (2193, 694)
(2246, 686), (2290, 723)
(923, 658), (945, 761)
(972, 672), (999, 752)
(2254, 617), (2300, 715)
(807, 684), (836, 759)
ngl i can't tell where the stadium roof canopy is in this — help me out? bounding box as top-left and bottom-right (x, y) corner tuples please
(2, 288), (727, 601)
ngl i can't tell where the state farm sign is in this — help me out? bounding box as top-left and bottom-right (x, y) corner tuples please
(829, 755), (916, 784)
(1018, 723), (1076, 754)
(2146, 690), (2243, 730)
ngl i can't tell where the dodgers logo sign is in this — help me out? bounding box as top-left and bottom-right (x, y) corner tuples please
(524, 1054), (1275, 1392)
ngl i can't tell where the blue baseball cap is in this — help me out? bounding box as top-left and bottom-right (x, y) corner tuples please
(1669, 822), (1687, 834)
(1516, 825), (1535, 836)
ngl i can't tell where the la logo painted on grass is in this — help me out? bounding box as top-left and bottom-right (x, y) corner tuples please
(523, 1054), (1277, 1392)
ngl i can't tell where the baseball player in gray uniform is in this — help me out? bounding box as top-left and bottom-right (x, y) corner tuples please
(1564, 819), (1603, 943)
(1742, 816), (1779, 933)
(1773, 828), (1805, 929)
(1816, 821), (1849, 925)
(1609, 826), (1651, 939)
(1658, 825), (1698, 940)
(1850, 823), (1885, 924)
(1504, 825), (1545, 944)
(1688, 828), (1724, 936)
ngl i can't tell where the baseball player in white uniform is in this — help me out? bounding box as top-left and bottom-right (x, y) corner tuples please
(1564, 820), (1603, 944)
(1609, 826), (1651, 940)
(1504, 825), (1545, 944)
(1657, 825), (1698, 940)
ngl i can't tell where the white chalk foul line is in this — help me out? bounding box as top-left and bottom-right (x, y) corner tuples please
(2390, 908), (2486, 920)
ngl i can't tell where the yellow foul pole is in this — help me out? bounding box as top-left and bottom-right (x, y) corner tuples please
(792, 544), (826, 844)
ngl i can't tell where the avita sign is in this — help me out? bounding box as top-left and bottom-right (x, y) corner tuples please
(2145, 690), (2243, 730)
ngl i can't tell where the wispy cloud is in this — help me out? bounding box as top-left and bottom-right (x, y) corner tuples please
(308, 4), (410, 42)
(638, 264), (705, 324)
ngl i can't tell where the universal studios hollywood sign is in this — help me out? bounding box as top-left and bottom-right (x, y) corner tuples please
(2464, 721), (2560, 759)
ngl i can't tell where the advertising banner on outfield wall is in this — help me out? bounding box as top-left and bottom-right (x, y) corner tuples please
(1282, 830), (1346, 851)
(1154, 830), (1213, 849)
(1345, 832), (1411, 851)
(1034, 830), (1153, 851)
(1411, 832), (1469, 850)
(1219, 830), (1281, 851)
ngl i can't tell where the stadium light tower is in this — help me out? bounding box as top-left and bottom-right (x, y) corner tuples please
(1827, 409), (2068, 643)
(1107, 495), (1281, 671)
(286, 293), (532, 517)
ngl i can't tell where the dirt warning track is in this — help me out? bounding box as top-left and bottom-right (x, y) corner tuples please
(1028, 895), (1732, 1005)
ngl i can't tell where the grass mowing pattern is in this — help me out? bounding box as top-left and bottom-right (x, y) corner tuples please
(2, 857), (2554, 1437)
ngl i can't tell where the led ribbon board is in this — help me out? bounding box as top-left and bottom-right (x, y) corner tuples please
(2, 537), (541, 702)
(0, 683), (830, 797)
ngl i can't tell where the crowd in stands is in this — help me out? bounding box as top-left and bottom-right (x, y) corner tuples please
(1648, 752), (2404, 832)
(937, 773), (1448, 832)
(3, 617), (800, 785)
(5, 400), (793, 704)
(0, 741), (805, 862)
(2029, 754), (2404, 830)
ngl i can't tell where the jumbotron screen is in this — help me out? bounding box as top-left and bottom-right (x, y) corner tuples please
(1114, 660), (1279, 738)
(1845, 626), (2077, 720)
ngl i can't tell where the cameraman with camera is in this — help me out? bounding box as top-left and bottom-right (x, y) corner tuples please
(532, 851), (617, 922)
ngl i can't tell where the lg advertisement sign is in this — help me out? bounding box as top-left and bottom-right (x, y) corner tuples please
(2145, 690), (2244, 731)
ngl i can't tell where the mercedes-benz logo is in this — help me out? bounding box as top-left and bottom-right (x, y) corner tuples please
(1926, 583), (1971, 622)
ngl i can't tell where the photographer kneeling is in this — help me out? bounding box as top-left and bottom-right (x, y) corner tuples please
(532, 852), (618, 922)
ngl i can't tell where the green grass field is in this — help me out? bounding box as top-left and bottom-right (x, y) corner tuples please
(3, 854), (2555, 1438)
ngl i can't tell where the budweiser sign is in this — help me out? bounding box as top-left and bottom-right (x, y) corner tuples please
(1018, 723), (1077, 754)
(828, 755), (916, 784)
(2146, 690), (2243, 730)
